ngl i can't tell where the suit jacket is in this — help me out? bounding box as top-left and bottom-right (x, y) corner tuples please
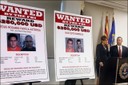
(96, 43), (110, 63)
(110, 45), (128, 58)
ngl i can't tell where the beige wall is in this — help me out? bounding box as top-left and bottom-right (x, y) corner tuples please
(114, 9), (128, 46)
(82, 2), (113, 58)
(83, 2), (128, 55)
(62, 1), (83, 14)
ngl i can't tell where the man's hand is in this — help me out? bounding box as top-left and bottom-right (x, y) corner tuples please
(99, 62), (104, 67)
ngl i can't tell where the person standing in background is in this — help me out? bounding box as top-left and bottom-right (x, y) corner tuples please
(107, 37), (128, 84)
(110, 36), (128, 58)
(96, 35), (110, 85)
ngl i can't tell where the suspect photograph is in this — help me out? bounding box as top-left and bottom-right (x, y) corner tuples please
(7, 33), (21, 51)
(65, 38), (75, 52)
(20, 34), (36, 51)
(65, 38), (84, 53)
(75, 38), (84, 52)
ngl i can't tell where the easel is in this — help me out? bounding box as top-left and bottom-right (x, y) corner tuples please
(64, 78), (89, 85)
(80, 79), (83, 85)
(80, 78), (89, 85)
(12, 81), (41, 85)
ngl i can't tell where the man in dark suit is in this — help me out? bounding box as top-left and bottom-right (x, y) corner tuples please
(110, 37), (128, 58)
(96, 35), (110, 85)
(108, 37), (128, 84)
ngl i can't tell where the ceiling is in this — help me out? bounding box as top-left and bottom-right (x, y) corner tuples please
(85, 0), (128, 12)
(7, 0), (128, 12)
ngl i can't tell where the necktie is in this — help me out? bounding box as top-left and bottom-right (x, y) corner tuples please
(118, 46), (122, 58)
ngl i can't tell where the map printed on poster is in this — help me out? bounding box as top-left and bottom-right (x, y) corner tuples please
(0, 2), (49, 84)
(54, 11), (95, 81)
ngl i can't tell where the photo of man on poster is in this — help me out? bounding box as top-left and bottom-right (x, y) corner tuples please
(75, 39), (84, 52)
(66, 38), (75, 52)
(21, 35), (36, 51)
(7, 33), (21, 51)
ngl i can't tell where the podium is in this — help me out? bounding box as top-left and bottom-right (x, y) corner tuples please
(106, 57), (128, 84)
(116, 57), (128, 83)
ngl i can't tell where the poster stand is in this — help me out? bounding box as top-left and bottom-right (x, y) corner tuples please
(29, 81), (41, 85)
(80, 78), (89, 85)
(11, 78), (90, 85)
(65, 78), (89, 85)
(12, 81), (41, 85)
(80, 79), (83, 85)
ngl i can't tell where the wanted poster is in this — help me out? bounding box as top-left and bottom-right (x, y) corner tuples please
(0, 1), (49, 84)
(54, 11), (95, 81)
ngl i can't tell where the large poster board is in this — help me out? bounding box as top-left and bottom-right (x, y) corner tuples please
(54, 11), (95, 81)
(0, 1), (49, 84)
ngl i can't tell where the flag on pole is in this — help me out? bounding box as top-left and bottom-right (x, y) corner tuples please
(80, 1), (85, 15)
(104, 16), (109, 38)
(60, 0), (64, 11)
(108, 17), (115, 46)
(80, 9), (84, 15)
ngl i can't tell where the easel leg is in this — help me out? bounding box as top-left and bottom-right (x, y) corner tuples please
(80, 79), (83, 85)
(29, 82), (32, 85)
(12, 83), (26, 85)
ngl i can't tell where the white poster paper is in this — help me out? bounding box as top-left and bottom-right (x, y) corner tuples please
(0, 2), (49, 84)
(54, 11), (95, 81)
